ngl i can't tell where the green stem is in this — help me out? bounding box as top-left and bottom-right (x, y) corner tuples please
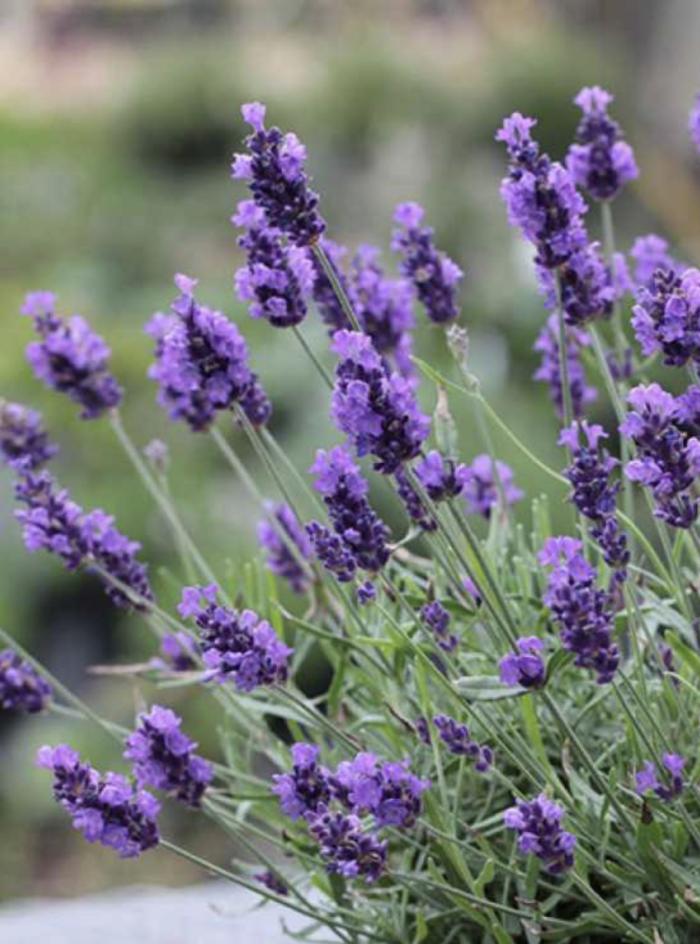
(312, 242), (361, 331)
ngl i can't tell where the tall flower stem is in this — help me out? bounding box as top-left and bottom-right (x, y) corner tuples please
(110, 409), (221, 591)
(292, 324), (334, 390)
(312, 243), (361, 332)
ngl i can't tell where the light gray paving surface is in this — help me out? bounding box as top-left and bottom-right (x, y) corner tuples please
(0, 882), (320, 943)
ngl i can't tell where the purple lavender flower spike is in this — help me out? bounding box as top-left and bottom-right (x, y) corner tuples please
(433, 715), (493, 771)
(357, 580), (376, 605)
(630, 234), (680, 288)
(14, 471), (152, 610)
(308, 811), (387, 883)
(499, 637), (546, 689)
(631, 267), (700, 367)
(232, 102), (325, 247)
(536, 242), (616, 327)
(146, 273), (271, 432)
(234, 199), (314, 328)
(533, 314), (597, 421)
(504, 793), (576, 875)
(21, 292), (122, 419)
(689, 94), (700, 155)
(391, 203), (462, 324)
(258, 501), (314, 594)
(567, 86), (638, 202)
(497, 113), (587, 269)
(559, 421), (629, 580)
(309, 446), (390, 573)
(272, 742), (331, 820)
(0, 648), (52, 713)
(420, 601), (458, 653)
(124, 705), (212, 808)
(394, 467), (436, 532)
(37, 745), (160, 859)
(331, 330), (430, 474)
(255, 870), (289, 896)
(309, 237), (352, 333)
(178, 584), (292, 691)
(349, 244), (416, 374)
(461, 454), (523, 519)
(415, 450), (469, 502)
(635, 754), (685, 802)
(0, 401), (58, 472)
(330, 752), (430, 828)
(621, 383), (700, 528)
(305, 521), (357, 582)
(538, 536), (619, 683)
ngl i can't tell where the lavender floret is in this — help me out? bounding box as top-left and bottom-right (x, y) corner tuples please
(635, 754), (685, 802)
(461, 454), (523, 519)
(420, 601), (458, 653)
(308, 811), (387, 883)
(433, 715), (493, 771)
(533, 314), (597, 421)
(499, 637), (546, 689)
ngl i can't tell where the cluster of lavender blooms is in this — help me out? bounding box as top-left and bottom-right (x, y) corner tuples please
(22, 292), (123, 419)
(635, 754), (686, 802)
(257, 501), (314, 594)
(460, 453), (523, 518)
(566, 86), (638, 202)
(8, 85), (700, 939)
(560, 421), (629, 581)
(124, 705), (213, 808)
(533, 315), (597, 420)
(330, 330), (430, 473)
(0, 649), (52, 713)
(14, 471), (152, 610)
(37, 745), (160, 859)
(504, 794), (576, 875)
(0, 401), (57, 471)
(420, 601), (458, 652)
(433, 715), (493, 771)
(621, 383), (700, 528)
(146, 274), (271, 432)
(273, 743), (428, 882)
(391, 202), (463, 324)
(539, 537), (619, 684)
(306, 446), (389, 586)
(178, 584), (292, 691)
(499, 637), (546, 689)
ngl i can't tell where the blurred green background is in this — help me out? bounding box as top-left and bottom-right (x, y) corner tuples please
(2, 0), (700, 903)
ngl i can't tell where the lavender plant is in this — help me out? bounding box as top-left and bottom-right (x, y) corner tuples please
(6, 88), (700, 943)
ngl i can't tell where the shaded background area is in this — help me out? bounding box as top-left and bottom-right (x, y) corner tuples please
(2, 0), (700, 903)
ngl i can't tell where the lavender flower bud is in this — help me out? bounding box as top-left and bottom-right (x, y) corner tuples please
(146, 274), (271, 432)
(0, 401), (58, 472)
(233, 200), (314, 328)
(635, 753), (685, 802)
(392, 202), (462, 324)
(567, 86), (638, 202)
(258, 501), (314, 594)
(420, 601), (458, 652)
(533, 314), (597, 421)
(308, 811), (387, 883)
(0, 648), (52, 713)
(21, 292), (122, 419)
(499, 637), (546, 689)
(504, 793), (576, 874)
(37, 744), (160, 859)
(461, 454), (523, 519)
(124, 705), (213, 808)
(232, 102), (325, 247)
(178, 584), (292, 691)
(331, 330), (430, 474)
(631, 267), (700, 368)
(433, 715), (493, 771)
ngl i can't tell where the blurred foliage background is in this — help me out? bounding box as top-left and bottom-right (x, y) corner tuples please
(2, 0), (700, 903)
